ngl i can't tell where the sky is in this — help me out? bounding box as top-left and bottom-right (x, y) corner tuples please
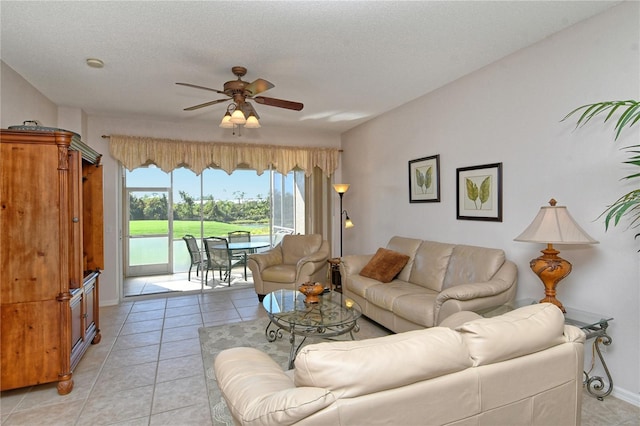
(125, 166), (271, 201)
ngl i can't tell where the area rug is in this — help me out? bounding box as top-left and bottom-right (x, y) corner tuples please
(199, 317), (390, 425)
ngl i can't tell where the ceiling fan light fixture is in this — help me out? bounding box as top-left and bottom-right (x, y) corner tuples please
(244, 114), (261, 128)
(219, 111), (234, 128)
(179, 66), (303, 134)
(230, 108), (246, 124)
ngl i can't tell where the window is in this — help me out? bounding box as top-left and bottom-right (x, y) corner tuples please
(123, 166), (303, 279)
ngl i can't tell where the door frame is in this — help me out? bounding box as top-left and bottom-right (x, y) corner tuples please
(124, 187), (173, 276)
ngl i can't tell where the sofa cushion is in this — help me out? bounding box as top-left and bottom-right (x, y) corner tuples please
(359, 247), (410, 283)
(262, 264), (297, 283)
(442, 245), (505, 289)
(456, 303), (566, 366)
(347, 274), (383, 298)
(408, 241), (455, 292)
(386, 236), (423, 281)
(391, 291), (439, 327)
(294, 327), (473, 399)
(366, 281), (427, 311)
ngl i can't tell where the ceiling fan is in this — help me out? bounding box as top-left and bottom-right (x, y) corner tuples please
(176, 66), (304, 126)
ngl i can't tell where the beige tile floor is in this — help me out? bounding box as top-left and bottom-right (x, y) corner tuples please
(1, 286), (638, 425)
(123, 266), (253, 297)
(0, 286), (263, 425)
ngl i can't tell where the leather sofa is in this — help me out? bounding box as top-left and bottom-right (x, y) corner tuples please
(248, 234), (330, 301)
(214, 303), (585, 425)
(340, 236), (518, 331)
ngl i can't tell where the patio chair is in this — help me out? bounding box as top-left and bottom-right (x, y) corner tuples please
(182, 234), (205, 281)
(272, 229), (294, 247)
(204, 237), (243, 286)
(228, 231), (251, 279)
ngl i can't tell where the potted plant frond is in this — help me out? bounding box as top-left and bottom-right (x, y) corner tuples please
(562, 100), (640, 239)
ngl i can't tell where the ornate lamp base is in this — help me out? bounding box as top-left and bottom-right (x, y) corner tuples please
(529, 243), (571, 313)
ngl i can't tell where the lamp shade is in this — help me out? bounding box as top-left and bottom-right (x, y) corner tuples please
(333, 183), (350, 194)
(230, 108), (246, 124)
(345, 216), (354, 228)
(244, 114), (261, 128)
(514, 201), (598, 244)
(219, 112), (234, 128)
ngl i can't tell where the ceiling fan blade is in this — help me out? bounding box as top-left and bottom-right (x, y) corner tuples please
(176, 82), (226, 95)
(183, 98), (229, 111)
(245, 78), (274, 96)
(242, 102), (260, 119)
(254, 96), (304, 111)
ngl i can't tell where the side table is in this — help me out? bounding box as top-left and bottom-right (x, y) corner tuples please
(564, 307), (614, 400)
(327, 257), (342, 292)
(479, 299), (614, 400)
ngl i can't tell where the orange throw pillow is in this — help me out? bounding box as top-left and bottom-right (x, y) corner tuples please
(359, 248), (410, 283)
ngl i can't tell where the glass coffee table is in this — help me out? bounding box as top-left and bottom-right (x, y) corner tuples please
(262, 289), (362, 369)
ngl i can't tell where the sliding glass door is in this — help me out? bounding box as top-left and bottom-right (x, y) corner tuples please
(271, 170), (305, 238)
(125, 188), (172, 276)
(123, 166), (304, 280)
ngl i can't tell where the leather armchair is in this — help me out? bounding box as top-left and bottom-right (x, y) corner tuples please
(248, 234), (330, 301)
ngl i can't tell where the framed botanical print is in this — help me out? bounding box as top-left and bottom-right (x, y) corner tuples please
(456, 162), (503, 221)
(409, 155), (440, 203)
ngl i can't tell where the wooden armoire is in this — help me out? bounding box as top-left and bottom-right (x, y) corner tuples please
(0, 128), (104, 395)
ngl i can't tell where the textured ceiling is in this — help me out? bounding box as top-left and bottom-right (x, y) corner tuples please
(0, 1), (620, 135)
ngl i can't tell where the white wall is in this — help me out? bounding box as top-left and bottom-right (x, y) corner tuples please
(1, 62), (57, 128)
(341, 2), (639, 403)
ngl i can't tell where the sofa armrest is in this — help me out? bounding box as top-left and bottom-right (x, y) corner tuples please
(564, 325), (586, 344)
(214, 347), (334, 425)
(340, 254), (374, 276)
(339, 254), (375, 293)
(296, 240), (330, 277)
(436, 278), (512, 303)
(434, 261), (517, 324)
(248, 246), (283, 271)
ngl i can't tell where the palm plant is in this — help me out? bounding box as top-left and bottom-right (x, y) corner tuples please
(562, 100), (640, 238)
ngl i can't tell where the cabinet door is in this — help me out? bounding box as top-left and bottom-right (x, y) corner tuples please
(1, 301), (62, 390)
(70, 291), (83, 352)
(86, 273), (101, 344)
(0, 141), (62, 303)
(82, 163), (104, 272)
(68, 150), (83, 289)
(84, 276), (97, 335)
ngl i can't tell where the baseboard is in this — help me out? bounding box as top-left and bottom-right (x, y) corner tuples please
(100, 298), (120, 307)
(612, 386), (640, 407)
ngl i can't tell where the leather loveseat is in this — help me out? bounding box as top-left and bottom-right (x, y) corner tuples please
(248, 234), (330, 301)
(214, 303), (585, 425)
(339, 236), (518, 331)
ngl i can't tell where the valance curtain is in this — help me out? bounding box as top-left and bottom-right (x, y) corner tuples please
(109, 135), (340, 177)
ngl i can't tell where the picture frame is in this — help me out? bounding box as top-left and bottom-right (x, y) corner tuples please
(409, 155), (440, 203)
(456, 162), (503, 221)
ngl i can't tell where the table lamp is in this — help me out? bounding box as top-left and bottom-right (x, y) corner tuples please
(514, 198), (598, 312)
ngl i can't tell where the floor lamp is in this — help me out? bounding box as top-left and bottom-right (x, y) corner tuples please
(333, 184), (353, 257)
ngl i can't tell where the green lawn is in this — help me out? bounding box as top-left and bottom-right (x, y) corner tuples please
(130, 220), (269, 237)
